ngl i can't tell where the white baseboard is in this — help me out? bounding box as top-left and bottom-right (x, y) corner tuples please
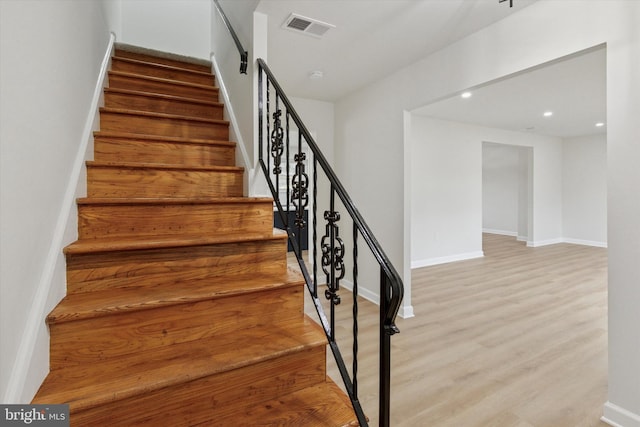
(398, 305), (415, 319)
(2, 33), (116, 404)
(482, 231), (607, 248)
(602, 401), (640, 427)
(327, 280), (414, 320)
(341, 279), (379, 306)
(563, 237), (608, 248)
(210, 53), (255, 197)
(527, 238), (565, 247)
(527, 237), (607, 248)
(412, 251), (484, 268)
(483, 228), (518, 237)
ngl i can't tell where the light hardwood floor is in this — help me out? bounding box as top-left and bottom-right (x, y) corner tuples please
(302, 233), (609, 426)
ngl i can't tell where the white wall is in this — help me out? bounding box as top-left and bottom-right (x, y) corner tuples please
(0, 0), (110, 402)
(563, 134), (607, 246)
(335, 1), (640, 423)
(120, 0), (211, 59)
(483, 143), (522, 236)
(410, 116), (563, 266)
(290, 97), (335, 163)
(605, 5), (640, 422)
(482, 135), (606, 246)
(410, 118), (483, 267)
(101, 0), (122, 37)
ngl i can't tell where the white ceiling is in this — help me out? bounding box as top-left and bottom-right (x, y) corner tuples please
(255, 0), (605, 139)
(412, 46), (607, 138)
(257, 0), (539, 101)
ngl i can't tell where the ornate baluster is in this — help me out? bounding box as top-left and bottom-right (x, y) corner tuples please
(291, 139), (309, 256)
(270, 107), (284, 200)
(321, 191), (345, 340)
(286, 112), (291, 215)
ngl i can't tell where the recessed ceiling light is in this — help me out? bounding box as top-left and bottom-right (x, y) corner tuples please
(543, 111), (553, 117)
(461, 92), (472, 99)
(595, 122), (605, 127)
(309, 70), (324, 79)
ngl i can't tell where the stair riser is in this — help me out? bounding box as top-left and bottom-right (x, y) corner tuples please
(68, 346), (326, 426)
(111, 58), (214, 86)
(66, 238), (287, 294)
(49, 286), (304, 369)
(94, 137), (235, 167)
(109, 73), (218, 102)
(100, 111), (229, 140)
(86, 166), (243, 198)
(114, 49), (211, 73)
(104, 90), (223, 120)
(78, 201), (274, 240)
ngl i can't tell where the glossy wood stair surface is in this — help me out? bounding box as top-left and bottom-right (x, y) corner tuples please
(32, 44), (358, 426)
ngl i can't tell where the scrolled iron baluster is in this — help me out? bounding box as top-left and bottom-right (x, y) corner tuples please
(270, 110), (284, 175)
(291, 152), (309, 228)
(321, 209), (344, 306)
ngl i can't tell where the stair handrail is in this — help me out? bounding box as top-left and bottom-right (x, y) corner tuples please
(212, 0), (248, 74)
(257, 58), (404, 427)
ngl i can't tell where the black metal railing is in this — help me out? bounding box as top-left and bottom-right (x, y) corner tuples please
(212, 0), (248, 74)
(258, 58), (404, 427)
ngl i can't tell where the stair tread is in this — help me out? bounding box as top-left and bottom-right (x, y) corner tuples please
(99, 106), (229, 124)
(76, 196), (273, 206)
(112, 56), (214, 78)
(93, 131), (236, 147)
(228, 379), (358, 427)
(33, 317), (327, 413)
(64, 229), (287, 255)
(48, 268), (304, 324)
(114, 44), (212, 73)
(86, 160), (243, 172)
(109, 70), (217, 91)
(104, 87), (223, 107)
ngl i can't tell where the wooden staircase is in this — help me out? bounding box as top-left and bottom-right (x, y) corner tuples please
(32, 45), (358, 426)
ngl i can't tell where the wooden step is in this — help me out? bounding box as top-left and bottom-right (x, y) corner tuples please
(104, 88), (223, 120)
(86, 161), (243, 198)
(109, 71), (218, 102)
(99, 108), (229, 140)
(77, 197), (274, 240)
(48, 271), (305, 368)
(64, 231), (288, 293)
(114, 47), (211, 74)
(34, 319), (328, 426)
(111, 56), (214, 86)
(93, 132), (235, 167)
(229, 379), (360, 427)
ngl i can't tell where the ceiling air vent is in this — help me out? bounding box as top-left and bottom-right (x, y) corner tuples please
(282, 13), (335, 38)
